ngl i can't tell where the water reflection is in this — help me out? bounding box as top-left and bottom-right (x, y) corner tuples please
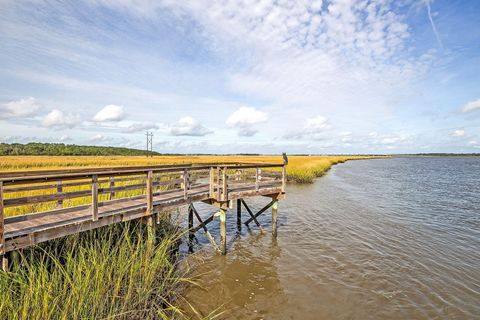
(185, 229), (286, 319)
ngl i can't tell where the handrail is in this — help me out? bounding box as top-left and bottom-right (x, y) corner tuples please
(0, 162), (287, 225)
(0, 163), (284, 185)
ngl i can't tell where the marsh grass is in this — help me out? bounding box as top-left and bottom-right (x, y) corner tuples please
(0, 155), (379, 184)
(0, 218), (197, 319)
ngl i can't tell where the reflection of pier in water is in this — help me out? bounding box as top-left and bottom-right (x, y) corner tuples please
(184, 226), (287, 319)
(0, 160), (287, 271)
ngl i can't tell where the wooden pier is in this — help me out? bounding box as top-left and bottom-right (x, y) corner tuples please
(0, 160), (287, 270)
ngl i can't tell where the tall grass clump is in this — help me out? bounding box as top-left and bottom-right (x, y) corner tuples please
(0, 218), (193, 319)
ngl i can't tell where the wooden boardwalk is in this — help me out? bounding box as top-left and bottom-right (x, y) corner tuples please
(0, 161), (287, 270)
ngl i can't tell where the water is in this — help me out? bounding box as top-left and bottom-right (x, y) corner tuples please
(183, 157), (480, 319)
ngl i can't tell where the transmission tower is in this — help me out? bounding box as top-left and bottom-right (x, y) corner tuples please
(145, 131), (153, 157)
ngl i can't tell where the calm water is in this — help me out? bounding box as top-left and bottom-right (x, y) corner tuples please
(184, 157), (480, 319)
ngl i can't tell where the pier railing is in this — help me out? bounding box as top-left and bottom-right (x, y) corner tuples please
(0, 162), (286, 255)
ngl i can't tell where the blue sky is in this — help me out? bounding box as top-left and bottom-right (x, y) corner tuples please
(0, 0), (479, 154)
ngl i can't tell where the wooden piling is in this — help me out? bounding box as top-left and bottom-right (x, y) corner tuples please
(272, 199), (278, 237)
(188, 205), (194, 251)
(146, 171), (153, 215)
(2, 253), (9, 272)
(237, 199), (242, 232)
(146, 215), (156, 246)
(219, 208), (227, 255)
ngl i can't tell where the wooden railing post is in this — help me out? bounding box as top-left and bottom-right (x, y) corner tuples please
(109, 177), (115, 200)
(183, 169), (188, 200)
(146, 171), (153, 215)
(255, 167), (260, 191)
(222, 167), (227, 201)
(56, 180), (63, 208)
(0, 181), (5, 258)
(216, 167), (221, 200)
(281, 164), (287, 192)
(209, 167), (215, 198)
(91, 175), (98, 221)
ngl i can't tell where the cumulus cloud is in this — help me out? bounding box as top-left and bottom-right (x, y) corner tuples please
(305, 116), (330, 132)
(285, 115), (331, 140)
(170, 117), (212, 136)
(238, 128), (258, 137)
(93, 104), (125, 122)
(89, 134), (111, 142)
(461, 99), (480, 113)
(0, 97), (40, 118)
(226, 106), (267, 127)
(122, 122), (159, 133)
(42, 109), (81, 129)
(451, 129), (465, 137)
(226, 106), (267, 136)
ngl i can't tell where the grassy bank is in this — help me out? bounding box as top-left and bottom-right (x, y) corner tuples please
(0, 217), (194, 319)
(0, 155), (378, 183)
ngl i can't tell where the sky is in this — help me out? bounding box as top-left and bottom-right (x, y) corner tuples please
(0, 0), (479, 154)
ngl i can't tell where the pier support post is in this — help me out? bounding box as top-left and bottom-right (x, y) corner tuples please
(146, 215), (156, 246)
(1, 254), (8, 272)
(219, 208), (227, 255)
(236, 199), (242, 232)
(272, 200), (278, 238)
(146, 170), (156, 246)
(188, 205), (194, 252)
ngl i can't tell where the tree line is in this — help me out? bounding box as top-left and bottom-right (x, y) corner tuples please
(0, 143), (159, 156)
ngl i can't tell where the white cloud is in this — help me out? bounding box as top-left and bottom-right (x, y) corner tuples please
(461, 99), (480, 113)
(170, 117), (212, 136)
(93, 104), (125, 122)
(305, 116), (330, 132)
(0, 97), (40, 118)
(116, 0), (431, 118)
(122, 122), (159, 133)
(238, 127), (258, 137)
(226, 106), (268, 128)
(226, 106), (267, 136)
(42, 109), (81, 129)
(90, 134), (110, 142)
(59, 135), (71, 142)
(285, 115), (331, 140)
(451, 129), (465, 137)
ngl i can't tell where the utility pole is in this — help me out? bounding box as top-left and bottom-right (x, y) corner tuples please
(145, 131), (153, 157)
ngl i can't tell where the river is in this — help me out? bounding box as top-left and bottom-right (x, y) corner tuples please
(183, 157), (480, 319)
